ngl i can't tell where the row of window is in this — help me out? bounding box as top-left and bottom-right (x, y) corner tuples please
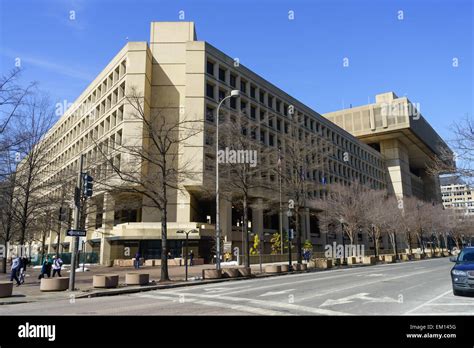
(205, 58), (382, 168)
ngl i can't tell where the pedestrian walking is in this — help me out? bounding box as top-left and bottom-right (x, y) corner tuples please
(189, 250), (194, 266)
(10, 256), (21, 286)
(134, 251), (141, 269)
(52, 255), (63, 277)
(18, 256), (29, 284)
(38, 256), (51, 279)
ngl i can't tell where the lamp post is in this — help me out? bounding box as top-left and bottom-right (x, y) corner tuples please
(177, 229), (198, 281)
(215, 90), (240, 271)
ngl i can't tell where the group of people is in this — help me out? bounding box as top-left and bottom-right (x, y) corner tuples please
(133, 250), (195, 269)
(9, 254), (63, 286)
(38, 255), (64, 279)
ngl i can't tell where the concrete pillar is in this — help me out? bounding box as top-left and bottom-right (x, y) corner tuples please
(380, 139), (412, 199)
(176, 188), (191, 223)
(220, 198), (232, 242)
(100, 193), (115, 265)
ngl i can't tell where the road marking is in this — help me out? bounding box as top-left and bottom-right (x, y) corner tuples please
(404, 289), (452, 315)
(260, 289), (295, 297)
(295, 267), (448, 303)
(132, 293), (290, 315)
(157, 291), (351, 316)
(320, 293), (399, 307)
(357, 273), (384, 277)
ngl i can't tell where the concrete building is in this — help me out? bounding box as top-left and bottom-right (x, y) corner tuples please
(324, 92), (452, 203)
(440, 176), (474, 216)
(28, 22), (450, 264)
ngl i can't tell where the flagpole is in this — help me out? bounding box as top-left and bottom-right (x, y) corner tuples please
(278, 148), (283, 254)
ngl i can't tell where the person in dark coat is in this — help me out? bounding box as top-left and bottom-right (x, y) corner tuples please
(134, 251), (141, 269)
(38, 256), (52, 279)
(189, 250), (194, 266)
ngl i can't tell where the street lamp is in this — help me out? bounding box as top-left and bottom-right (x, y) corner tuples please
(177, 229), (198, 281)
(215, 89), (240, 271)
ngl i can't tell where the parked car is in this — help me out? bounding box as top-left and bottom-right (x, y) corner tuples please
(450, 247), (474, 296)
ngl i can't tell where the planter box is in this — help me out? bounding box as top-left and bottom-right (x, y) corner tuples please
(222, 268), (240, 278)
(400, 254), (409, 261)
(202, 269), (222, 279)
(300, 263), (308, 271)
(443, 251), (450, 257)
(93, 274), (119, 288)
(0, 281), (13, 298)
(347, 257), (358, 265)
(425, 253), (433, 258)
(265, 265), (282, 274)
(237, 267), (251, 277)
(125, 273), (149, 286)
(362, 256), (377, 265)
(378, 255), (385, 262)
(281, 264), (290, 272)
(434, 252), (441, 258)
(145, 260), (155, 267)
(384, 255), (396, 263)
(315, 259), (332, 269)
(40, 277), (69, 291)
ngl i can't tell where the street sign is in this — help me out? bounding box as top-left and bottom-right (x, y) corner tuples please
(223, 241), (232, 253)
(67, 229), (86, 237)
(288, 229), (295, 240)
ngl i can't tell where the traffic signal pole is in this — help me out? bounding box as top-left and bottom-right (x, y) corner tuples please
(69, 154), (84, 291)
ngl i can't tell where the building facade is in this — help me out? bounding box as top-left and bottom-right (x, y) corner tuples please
(440, 176), (474, 216)
(28, 22), (449, 264)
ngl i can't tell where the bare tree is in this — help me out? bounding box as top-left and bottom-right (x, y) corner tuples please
(281, 110), (335, 263)
(216, 112), (275, 267)
(9, 91), (59, 250)
(95, 87), (202, 281)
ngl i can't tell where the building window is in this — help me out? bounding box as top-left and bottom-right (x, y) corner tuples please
(276, 119), (281, 131)
(268, 95), (273, 109)
(230, 97), (236, 109)
(276, 100), (281, 113)
(206, 107), (215, 122)
(207, 61), (214, 75)
(250, 106), (256, 119)
(219, 67), (226, 82)
(230, 73), (237, 88)
(240, 100), (247, 114)
(269, 133), (275, 146)
(250, 85), (256, 99)
(260, 90), (265, 103)
(240, 80), (247, 94)
(206, 83), (215, 99)
(219, 89), (226, 102)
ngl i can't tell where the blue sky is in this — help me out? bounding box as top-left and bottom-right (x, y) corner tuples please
(0, 0), (472, 143)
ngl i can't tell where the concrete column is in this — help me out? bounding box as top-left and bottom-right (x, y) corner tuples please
(220, 198), (232, 242)
(100, 193), (115, 265)
(176, 188), (191, 223)
(380, 139), (412, 199)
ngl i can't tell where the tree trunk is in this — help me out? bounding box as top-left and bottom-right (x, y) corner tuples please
(160, 205), (169, 282)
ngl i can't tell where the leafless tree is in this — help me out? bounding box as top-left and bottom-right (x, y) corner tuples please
(95, 87), (202, 281)
(281, 109), (335, 263)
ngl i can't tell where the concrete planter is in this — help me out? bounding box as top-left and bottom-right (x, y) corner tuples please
(425, 253), (432, 258)
(434, 252), (441, 258)
(265, 265), (282, 274)
(237, 267), (251, 277)
(347, 257), (358, 265)
(0, 281), (13, 298)
(400, 254), (409, 261)
(300, 263), (308, 271)
(443, 251), (450, 257)
(145, 260), (155, 267)
(384, 255), (396, 263)
(378, 255), (385, 262)
(202, 269), (222, 279)
(222, 268), (240, 278)
(125, 273), (150, 286)
(315, 259), (333, 269)
(281, 264), (290, 272)
(40, 277), (69, 292)
(362, 256), (377, 265)
(93, 274), (119, 288)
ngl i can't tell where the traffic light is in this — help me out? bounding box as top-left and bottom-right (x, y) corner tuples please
(58, 206), (68, 221)
(82, 174), (93, 197)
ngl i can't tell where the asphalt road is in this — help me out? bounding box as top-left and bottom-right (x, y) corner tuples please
(1, 257), (473, 315)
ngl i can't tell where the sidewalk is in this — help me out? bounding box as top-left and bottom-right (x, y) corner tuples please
(0, 261), (311, 305)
